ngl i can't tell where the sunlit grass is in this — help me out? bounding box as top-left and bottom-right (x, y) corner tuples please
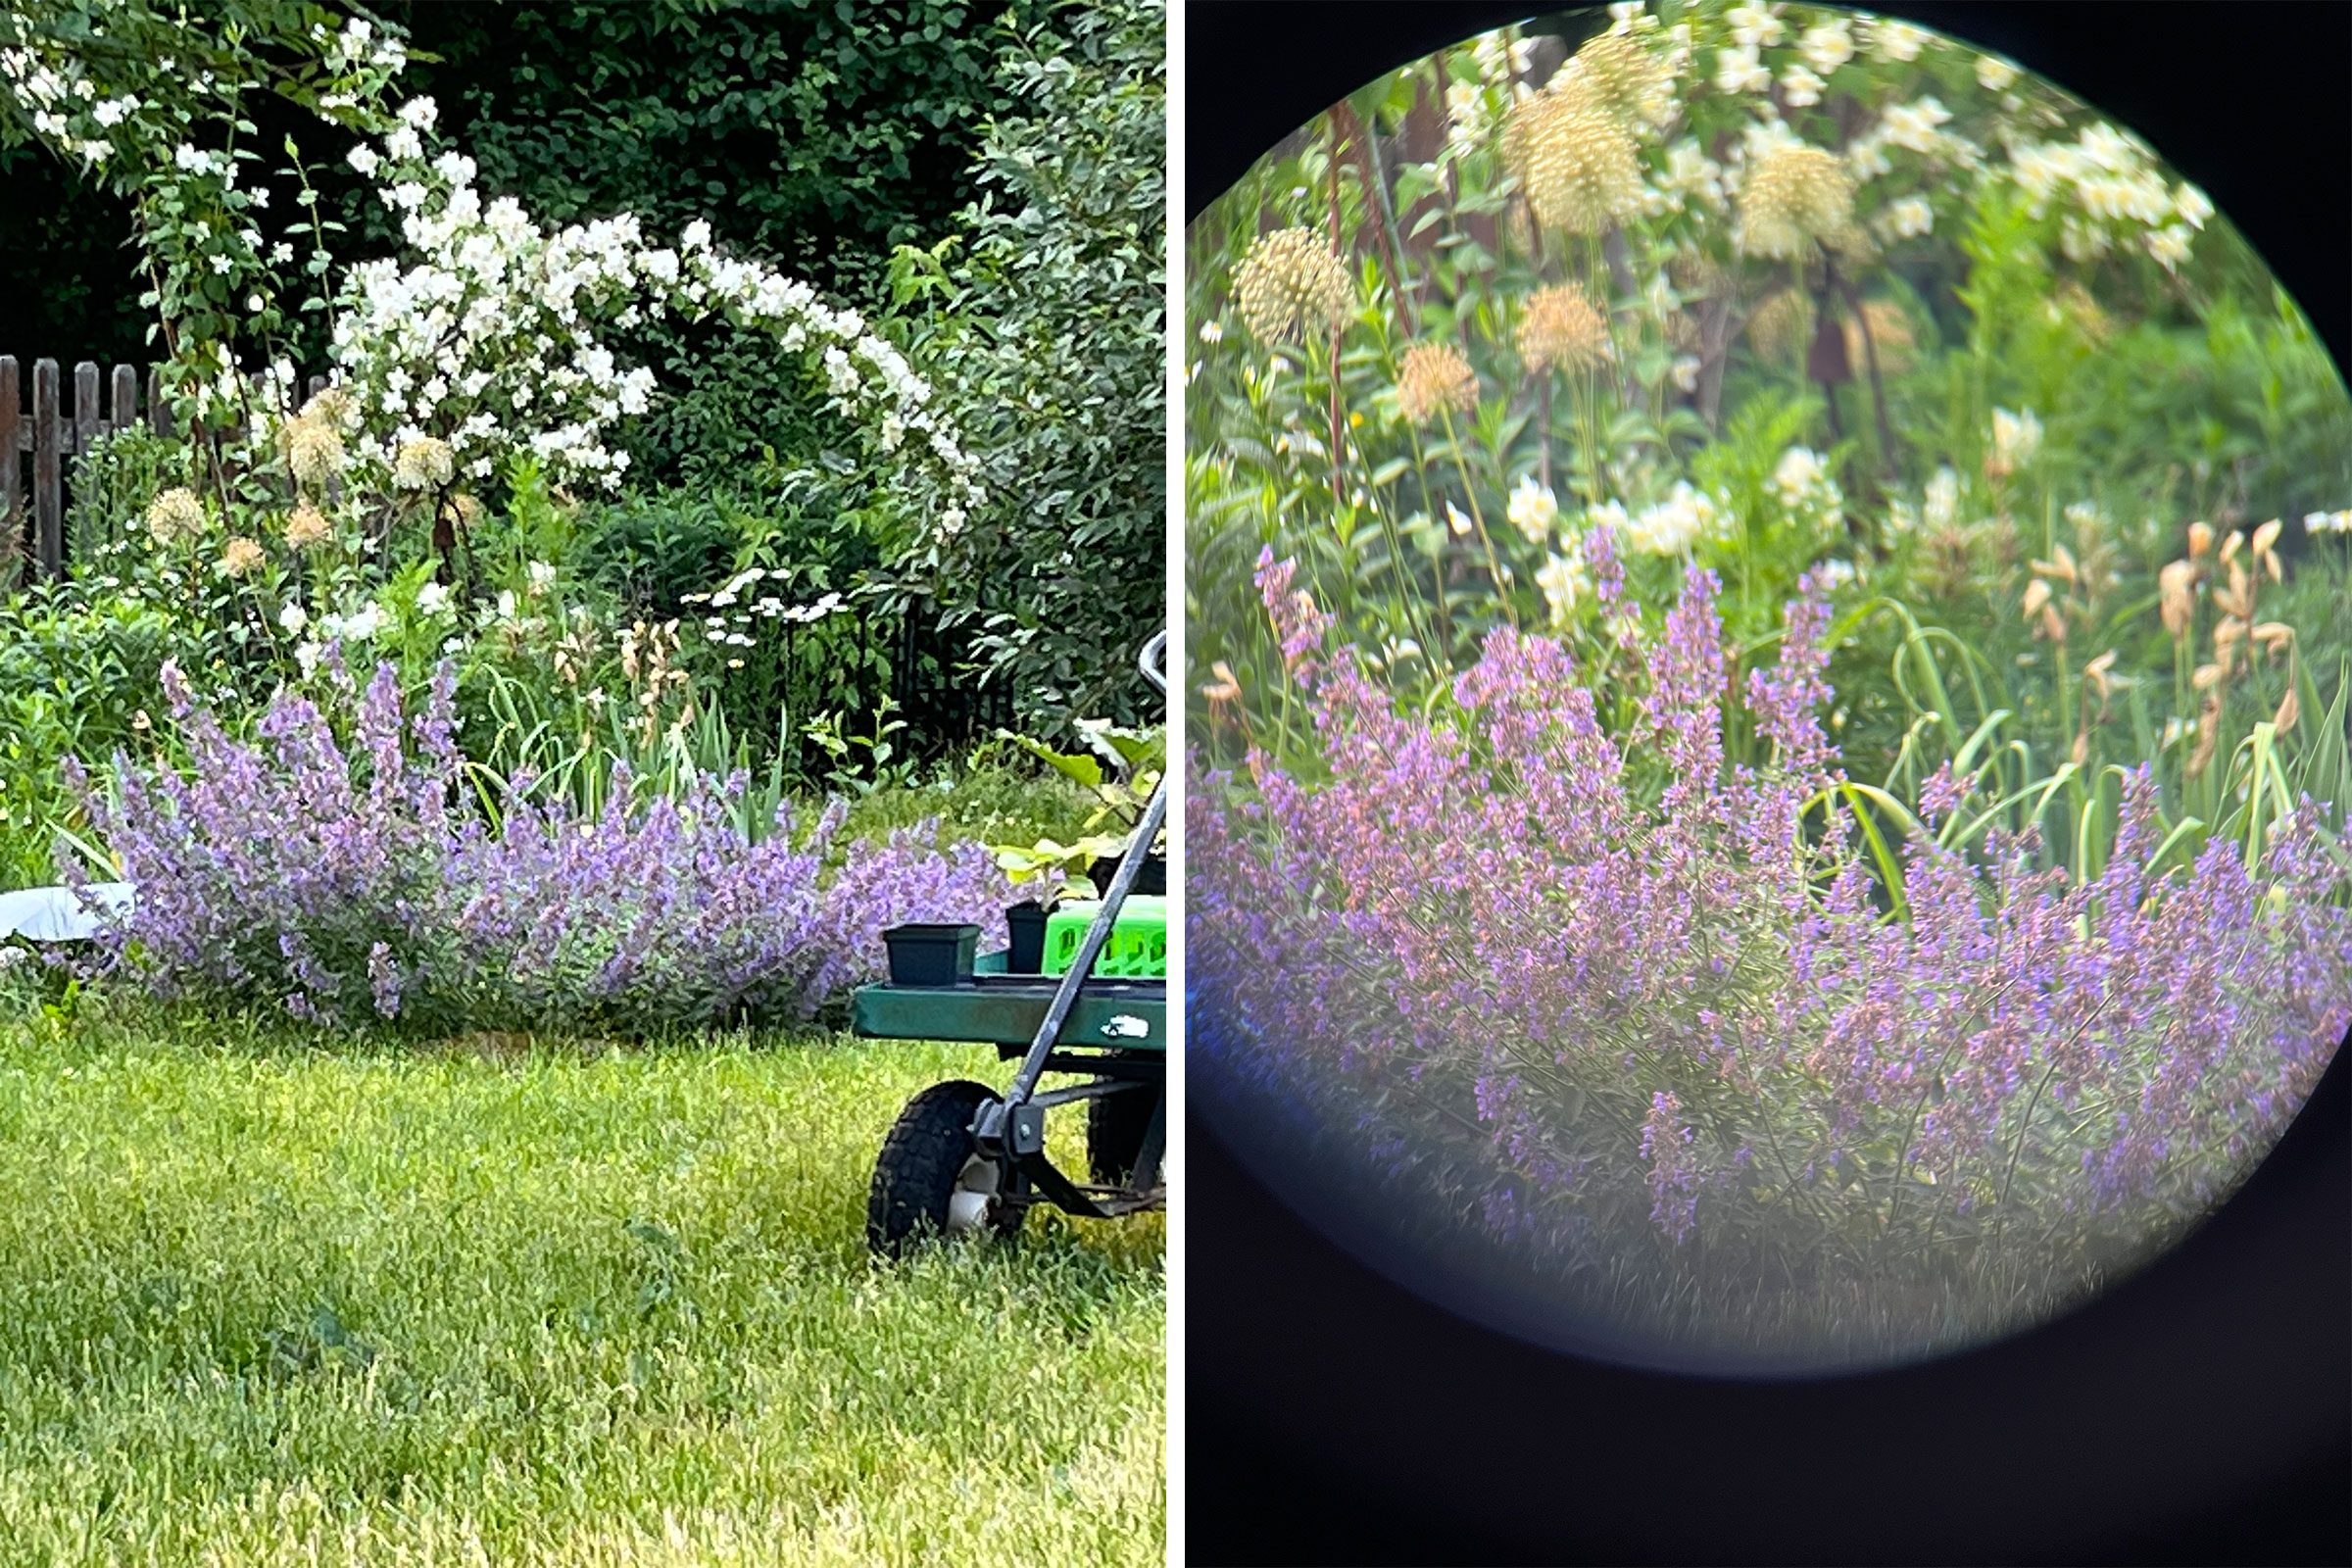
(0, 1006), (1163, 1564)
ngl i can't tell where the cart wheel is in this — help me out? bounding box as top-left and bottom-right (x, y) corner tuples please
(868, 1080), (1027, 1257)
(1087, 1082), (1163, 1186)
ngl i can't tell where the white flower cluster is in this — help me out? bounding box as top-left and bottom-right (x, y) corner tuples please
(1989, 406), (2042, 470)
(299, 99), (984, 533)
(1621, 480), (1725, 557)
(1446, 28), (1539, 162)
(2006, 122), (2211, 270)
(680, 565), (849, 667)
(1506, 475), (1560, 544)
(1875, 195), (1934, 241)
(1865, 18), (1929, 64)
(0, 42), (134, 165)
(1659, 138), (1728, 212)
(1847, 94), (1982, 189)
(1537, 547), (1593, 626)
(1925, 465), (1961, 529)
(2302, 509), (2352, 537)
(1770, 446), (1843, 528)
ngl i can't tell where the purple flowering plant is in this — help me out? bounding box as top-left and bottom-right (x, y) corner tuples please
(66, 651), (1012, 1036)
(1192, 539), (2351, 1355)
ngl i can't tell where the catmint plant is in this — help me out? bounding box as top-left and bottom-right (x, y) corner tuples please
(72, 655), (1011, 1036)
(1192, 543), (2350, 1352)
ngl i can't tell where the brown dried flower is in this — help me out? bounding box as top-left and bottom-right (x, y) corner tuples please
(1840, 299), (1915, 376)
(1517, 283), (1614, 374)
(2157, 560), (2197, 638)
(283, 504), (332, 551)
(220, 536), (266, 577)
(1745, 288), (1816, 367)
(1396, 341), (1480, 425)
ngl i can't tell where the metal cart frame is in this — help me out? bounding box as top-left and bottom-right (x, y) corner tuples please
(860, 633), (1168, 1252)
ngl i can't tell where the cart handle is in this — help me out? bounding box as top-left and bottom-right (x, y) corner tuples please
(1139, 629), (1166, 697)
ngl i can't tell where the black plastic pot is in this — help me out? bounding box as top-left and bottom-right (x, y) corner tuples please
(883, 922), (980, 987)
(1088, 854), (1168, 899)
(1004, 901), (1048, 974)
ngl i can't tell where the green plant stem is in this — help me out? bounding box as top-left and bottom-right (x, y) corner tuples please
(1434, 401), (1516, 630)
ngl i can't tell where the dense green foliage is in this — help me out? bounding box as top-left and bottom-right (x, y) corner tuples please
(895, 0), (1168, 732)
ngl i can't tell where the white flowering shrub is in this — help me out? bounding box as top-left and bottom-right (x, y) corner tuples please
(2, 3), (983, 562)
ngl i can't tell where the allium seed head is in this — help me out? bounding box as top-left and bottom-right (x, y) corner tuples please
(145, 486), (207, 546)
(1736, 142), (1863, 260)
(1504, 80), (1642, 237)
(1745, 289), (1816, 366)
(1396, 341), (1480, 425)
(392, 435), (456, 491)
(1233, 226), (1353, 345)
(220, 536), (266, 576)
(1516, 282), (1614, 373)
(1563, 28), (1671, 128)
(285, 415), (347, 488)
(303, 385), (357, 429)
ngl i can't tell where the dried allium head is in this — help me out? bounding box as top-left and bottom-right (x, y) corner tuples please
(220, 536), (266, 577)
(1503, 200), (1536, 259)
(285, 415), (347, 489)
(393, 436), (456, 492)
(1919, 523), (1977, 600)
(1504, 80), (1642, 236)
(2052, 278), (2112, 345)
(1567, 28), (1669, 127)
(1840, 299), (1915, 374)
(1233, 226), (1353, 345)
(144, 486), (207, 546)
(1745, 288), (1816, 365)
(1736, 143), (1862, 259)
(1669, 250), (1729, 298)
(1517, 283), (1614, 373)
(303, 386), (356, 429)
(1396, 341), (1480, 425)
(283, 504), (332, 551)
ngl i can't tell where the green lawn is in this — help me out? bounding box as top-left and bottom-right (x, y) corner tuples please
(0, 1006), (1163, 1565)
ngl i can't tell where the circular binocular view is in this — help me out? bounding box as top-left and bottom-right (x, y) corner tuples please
(1185, 3), (2352, 1373)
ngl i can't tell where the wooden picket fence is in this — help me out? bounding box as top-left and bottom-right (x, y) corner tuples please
(0, 355), (329, 586)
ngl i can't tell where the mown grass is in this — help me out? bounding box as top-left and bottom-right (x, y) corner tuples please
(0, 1004), (1163, 1565)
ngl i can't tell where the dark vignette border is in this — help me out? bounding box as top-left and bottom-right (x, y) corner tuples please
(1182, 3), (2352, 1562)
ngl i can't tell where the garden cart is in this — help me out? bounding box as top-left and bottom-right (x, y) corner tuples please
(861, 632), (1168, 1255)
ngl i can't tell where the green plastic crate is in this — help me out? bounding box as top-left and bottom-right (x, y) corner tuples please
(1042, 894), (1167, 978)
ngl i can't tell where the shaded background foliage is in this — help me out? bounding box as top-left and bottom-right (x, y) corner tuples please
(896, 0), (1167, 729)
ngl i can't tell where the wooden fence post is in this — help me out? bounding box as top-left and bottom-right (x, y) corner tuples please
(0, 357), (19, 584)
(110, 364), (137, 437)
(31, 358), (62, 580)
(0, 358), (327, 579)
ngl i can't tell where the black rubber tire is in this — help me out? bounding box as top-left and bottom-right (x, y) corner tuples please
(867, 1080), (1025, 1257)
(1087, 1081), (1164, 1187)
